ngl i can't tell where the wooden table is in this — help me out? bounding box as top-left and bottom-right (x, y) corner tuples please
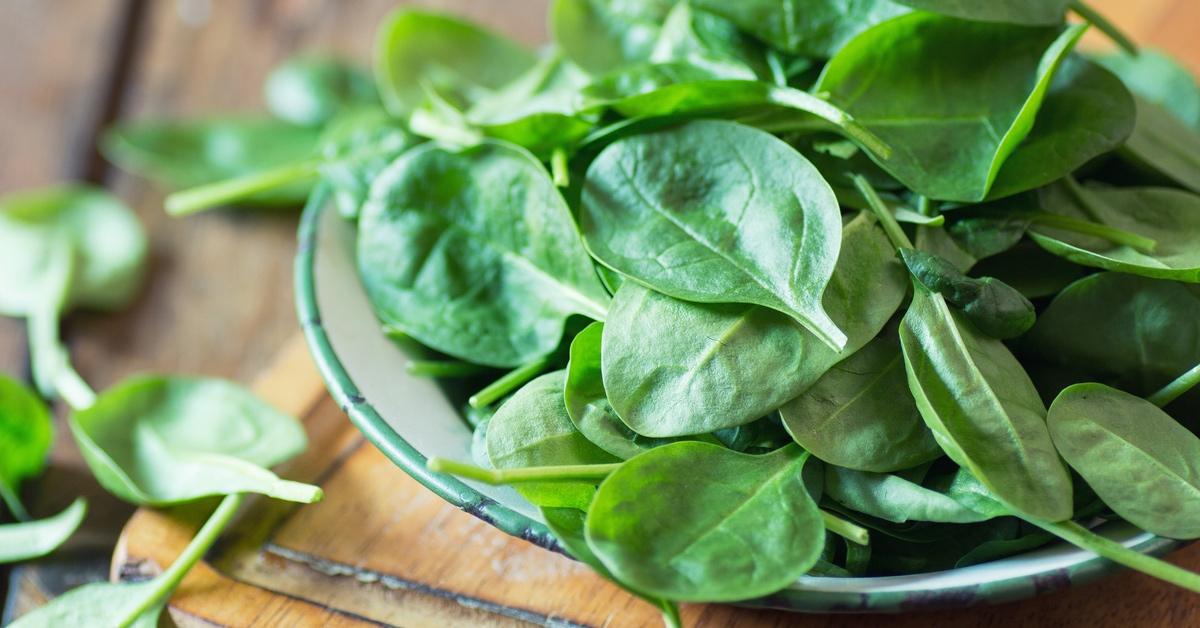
(2, 1), (1199, 625)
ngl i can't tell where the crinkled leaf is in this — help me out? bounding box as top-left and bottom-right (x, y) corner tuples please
(901, 248), (1035, 339)
(317, 107), (418, 220)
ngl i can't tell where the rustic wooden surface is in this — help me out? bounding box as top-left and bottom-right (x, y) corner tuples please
(1, 1), (1198, 626)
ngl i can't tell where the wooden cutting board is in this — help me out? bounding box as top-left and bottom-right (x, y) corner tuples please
(106, 335), (1200, 628)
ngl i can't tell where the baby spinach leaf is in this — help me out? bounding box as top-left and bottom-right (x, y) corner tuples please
(1097, 49), (1200, 130)
(692, 0), (909, 58)
(103, 118), (321, 204)
(816, 14), (1087, 202)
(781, 334), (941, 473)
(263, 55), (376, 127)
(713, 414), (792, 454)
(0, 373), (54, 519)
(317, 107), (419, 220)
(487, 371), (620, 509)
(969, 240), (1084, 299)
(601, 211), (906, 437)
(585, 443), (824, 602)
(1118, 97), (1200, 194)
(648, 1), (770, 80)
(825, 467), (994, 525)
(580, 119), (847, 349)
(550, 0), (676, 75)
(10, 494), (242, 628)
(900, 248), (1036, 339)
(374, 9), (536, 117)
(1030, 180), (1200, 281)
(986, 56), (1135, 200)
(358, 140), (610, 368)
(900, 285), (1074, 522)
(69, 376), (320, 506)
(894, 0), (1068, 24)
(1048, 383), (1200, 540)
(1026, 272), (1200, 396)
(564, 323), (687, 458)
(0, 498), (86, 564)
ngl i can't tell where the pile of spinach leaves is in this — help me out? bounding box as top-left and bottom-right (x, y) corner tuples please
(100, 0), (1200, 624)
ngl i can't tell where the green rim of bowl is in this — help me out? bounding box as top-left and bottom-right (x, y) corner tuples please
(295, 184), (1183, 612)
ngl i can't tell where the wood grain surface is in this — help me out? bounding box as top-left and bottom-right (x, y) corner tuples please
(1, 1), (1198, 626)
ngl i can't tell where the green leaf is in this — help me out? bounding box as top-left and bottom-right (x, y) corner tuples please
(600, 211), (906, 437)
(900, 285), (1074, 522)
(817, 14), (1087, 202)
(10, 580), (165, 628)
(0, 498), (86, 563)
(563, 323), (688, 458)
(1025, 272), (1200, 396)
(894, 0), (1068, 24)
(585, 443), (824, 602)
(486, 371), (619, 509)
(781, 334), (941, 473)
(374, 10), (536, 117)
(1118, 97), (1200, 194)
(357, 140), (610, 368)
(900, 248), (1036, 339)
(580, 119), (847, 349)
(1048, 383), (1200, 540)
(69, 376), (319, 506)
(102, 118), (321, 204)
(1096, 48), (1200, 130)
(692, 0), (909, 57)
(550, 0), (676, 74)
(825, 467), (994, 524)
(0, 186), (146, 316)
(317, 107), (419, 220)
(1030, 180), (1200, 282)
(0, 373), (53, 519)
(263, 55), (377, 127)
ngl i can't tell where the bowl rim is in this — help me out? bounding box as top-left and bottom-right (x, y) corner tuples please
(294, 184), (1182, 612)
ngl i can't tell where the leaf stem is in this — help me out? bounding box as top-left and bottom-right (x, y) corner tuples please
(767, 87), (892, 159)
(1069, 1), (1138, 55)
(1032, 519), (1200, 593)
(468, 356), (551, 408)
(1148, 363), (1200, 407)
(821, 510), (871, 546)
(427, 457), (620, 485)
(126, 493), (245, 623)
(165, 159), (321, 216)
(659, 600), (683, 628)
(0, 482), (30, 522)
(551, 148), (570, 188)
(853, 174), (914, 250)
(1026, 212), (1157, 252)
(406, 360), (489, 378)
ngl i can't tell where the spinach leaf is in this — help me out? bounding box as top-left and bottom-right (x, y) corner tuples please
(102, 118), (321, 204)
(969, 240), (1084, 299)
(0, 499), (86, 564)
(824, 467), (994, 524)
(263, 55), (376, 127)
(1030, 180), (1200, 281)
(317, 107), (419, 220)
(1097, 49), (1200, 130)
(487, 371), (619, 509)
(374, 10), (536, 117)
(580, 119), (847, 349)
(900, 247), (1036, 339)
(692, 0), (909, 58)
(900, 285), (1074, 522)
(0, 373), (54, 519)
(358, 141), (610, 368)
(816, 15), (1087, 202)
(600, 211), (906, 437)
(585, 443), (824, 602)
(69, 376), (320, 506)
(10, 494), (242, 628)
(1025, 272), (1200, 396)
(1118, 97), (1200, 194)
(550, 0), (676, 74)
(894, 1), (1068, 24)
(781, 334), (941, 473)
(564, 323), (688, 458)
(1048, 383), (1200, 539)
(713, 414), (792, 454)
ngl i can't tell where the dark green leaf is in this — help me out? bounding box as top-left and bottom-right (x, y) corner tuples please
(692, 0), (909, 57)
(1097, 49), (1200, 130)
(358, 141), (610, 368)
(1119, 97), (1200, 194)
(895, 0), (1067, 24)
(900, 248), (1036, 339)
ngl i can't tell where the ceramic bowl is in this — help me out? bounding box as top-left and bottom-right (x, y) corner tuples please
(295, 185), (1178, 612)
